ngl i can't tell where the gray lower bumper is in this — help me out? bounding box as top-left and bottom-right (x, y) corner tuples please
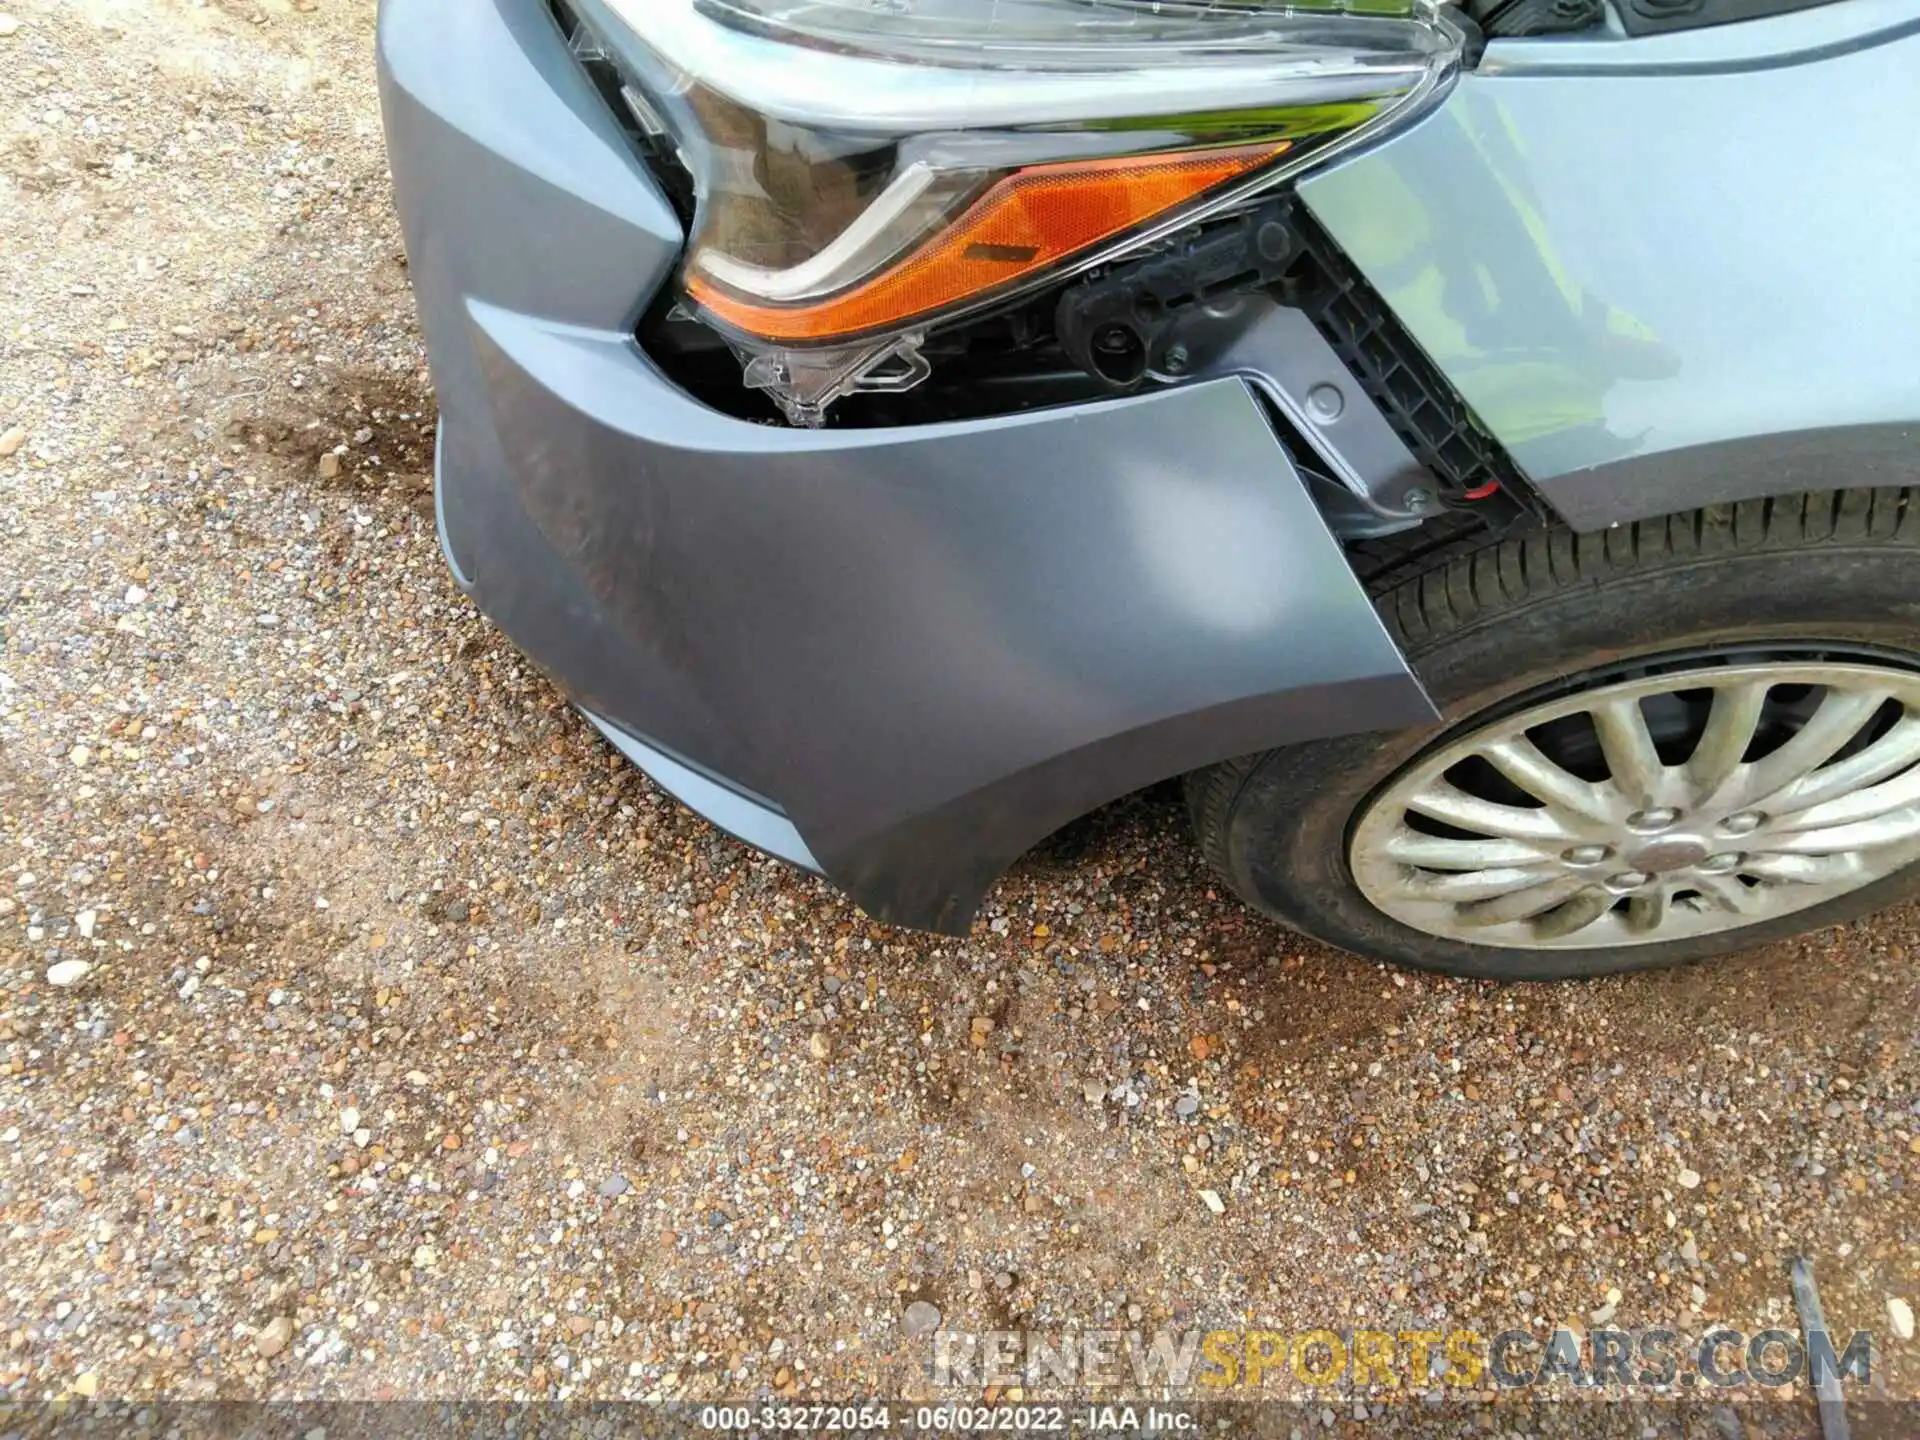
(580, 709), (823, 875)
(380, 0), (1436, 933)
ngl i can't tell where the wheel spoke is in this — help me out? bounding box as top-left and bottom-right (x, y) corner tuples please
(1400, 867), (1566, 903)
(1404, 781), (1584, 844)
(1591, 696), (1666, 808)
(1731, 688), (1889, 810)
(1624, 885), (1670, 935)
(1685, 680), (1770, 804)
(1769, 755), (1920, 833)
(1689, 872), (1765, 916)
(1763, 807), (1920, 854)
(1455, 875), (1594, 928)
(1481, 735), (1620, 825)
(1533, 887), (1617, 941)
(1737, 852), (1866, 886)
(1767, 715), (1920, 816)
(1382, 832), (1551, 870)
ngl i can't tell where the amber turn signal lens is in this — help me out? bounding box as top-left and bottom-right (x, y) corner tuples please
(687, 141), (1289, 344)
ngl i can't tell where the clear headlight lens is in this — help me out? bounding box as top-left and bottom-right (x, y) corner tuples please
(687, 142), (1291, 343)
(577, 0), (1463, 421)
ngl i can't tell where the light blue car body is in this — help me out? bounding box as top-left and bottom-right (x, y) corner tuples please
(1305, 0), (1920, 527)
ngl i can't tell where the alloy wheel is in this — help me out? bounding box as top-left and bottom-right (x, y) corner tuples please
(1349, 658), (1920, 950)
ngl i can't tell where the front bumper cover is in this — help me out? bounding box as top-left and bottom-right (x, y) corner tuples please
(378, 0), (1436, 934)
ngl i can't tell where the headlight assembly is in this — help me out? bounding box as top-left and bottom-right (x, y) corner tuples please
(573, 0), (1464, 423)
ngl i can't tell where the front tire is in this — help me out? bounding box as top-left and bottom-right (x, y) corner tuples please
(1187, 490), (1920, 980)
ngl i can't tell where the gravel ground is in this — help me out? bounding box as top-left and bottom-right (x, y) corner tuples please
(1, 0), (1916, 1416)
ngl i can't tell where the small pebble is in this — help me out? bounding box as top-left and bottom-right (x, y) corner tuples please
(1890, 1297), (1915, 1342)
(1199, 1190), (1225, 1215)
(46, 960), (93, 988)
(255, 1317), (293, 1358)
(900, 1301), (942, 1337)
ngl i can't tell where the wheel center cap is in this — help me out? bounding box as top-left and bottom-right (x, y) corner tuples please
(1627, 837), (1712, 873)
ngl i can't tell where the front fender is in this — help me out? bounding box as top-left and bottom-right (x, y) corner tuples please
(1300, 2), (1920, 528)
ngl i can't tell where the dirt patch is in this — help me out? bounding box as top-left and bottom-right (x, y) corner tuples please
(232, 367), (438, 495)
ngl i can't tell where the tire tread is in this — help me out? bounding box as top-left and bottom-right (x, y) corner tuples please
(1366, 487), (1920, 652)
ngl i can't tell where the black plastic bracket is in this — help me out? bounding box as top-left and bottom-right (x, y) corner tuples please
(1051, 196), (1544, 537)
(1055, 199), (1301, 392)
